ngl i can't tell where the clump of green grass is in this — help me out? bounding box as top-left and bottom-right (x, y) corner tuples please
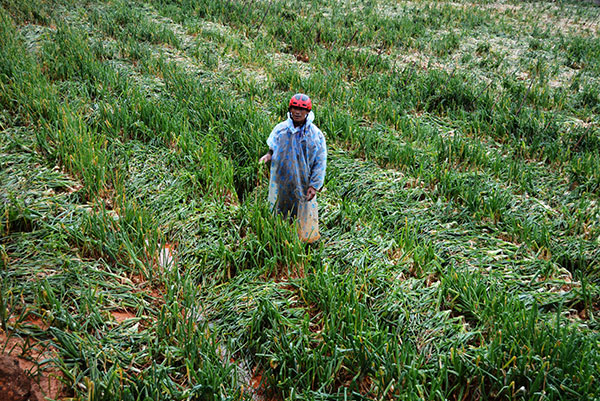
(441, 269), (600, 399)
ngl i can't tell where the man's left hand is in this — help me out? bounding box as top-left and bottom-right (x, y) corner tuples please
(306, 186), (317, 201)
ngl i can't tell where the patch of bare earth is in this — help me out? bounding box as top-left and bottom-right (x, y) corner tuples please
(0, 329), (66, 401)
(0, 354), (44, 401)
(110, 310), (137, 324)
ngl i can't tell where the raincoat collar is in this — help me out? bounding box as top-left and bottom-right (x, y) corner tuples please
(286, 111), (315, 133)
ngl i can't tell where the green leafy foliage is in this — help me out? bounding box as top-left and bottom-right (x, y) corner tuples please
(1, 0), (599, 399)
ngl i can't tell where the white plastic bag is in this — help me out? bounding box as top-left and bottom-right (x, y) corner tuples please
(296, 197), (320, 243)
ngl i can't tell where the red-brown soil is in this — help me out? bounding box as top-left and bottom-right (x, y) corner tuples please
(0, 329), (65, 400)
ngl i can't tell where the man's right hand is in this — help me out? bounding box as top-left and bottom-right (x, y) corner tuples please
(259, 153), (272, 164)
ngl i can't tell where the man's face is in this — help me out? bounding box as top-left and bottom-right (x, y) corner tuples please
(290, 106), (309, 124)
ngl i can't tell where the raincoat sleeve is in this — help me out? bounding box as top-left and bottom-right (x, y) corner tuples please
(266, 123), (284, 151)
(309, 130), (327, 190)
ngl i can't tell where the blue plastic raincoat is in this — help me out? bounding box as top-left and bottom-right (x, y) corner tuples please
(267, 111), (327, 219)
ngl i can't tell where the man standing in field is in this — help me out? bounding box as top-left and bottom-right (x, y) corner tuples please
(259, 93), (327, 243)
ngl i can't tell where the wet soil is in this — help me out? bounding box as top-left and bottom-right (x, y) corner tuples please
(0, 354), (43, 401)
(0, 331), (65, 401)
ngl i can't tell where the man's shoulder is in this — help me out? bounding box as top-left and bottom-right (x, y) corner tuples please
(271, 120), (291, 134)
(274, 120), (289, 130)
(309, 124), (325, 140)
